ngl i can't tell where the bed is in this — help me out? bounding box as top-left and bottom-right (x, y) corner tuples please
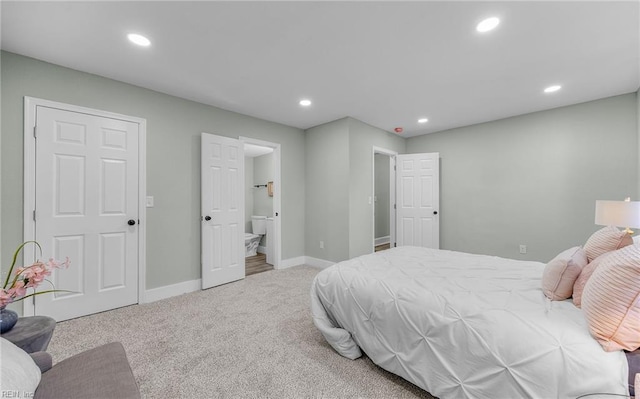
(310, 246), (629, 398)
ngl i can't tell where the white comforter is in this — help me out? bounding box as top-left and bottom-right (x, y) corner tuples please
(310, 246), (628, 399)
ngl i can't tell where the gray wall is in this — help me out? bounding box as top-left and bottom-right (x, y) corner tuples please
(1, 51), (306, 292)
(347, 118), (405, 258)
(253, 152), (274, 218)
(253, 152), (274, 247)
(406, 93), (638, 262)
(304, 117), (404, 262)
(305, 119), (350, 262)
(374, 153), (390, 239)
(244, 157), (254, 233)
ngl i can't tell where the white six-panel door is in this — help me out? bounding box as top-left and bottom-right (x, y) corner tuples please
(201, 133), (245, 289)
(33, 105), (140, 321)
(396, 153), (440, 248)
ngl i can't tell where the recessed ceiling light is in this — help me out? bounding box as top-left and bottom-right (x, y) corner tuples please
(127, 33), (151, 47)
(418, 118), (429, 124)
(544, 85), (562, 93)
(476, 17), (500, 33)
(299, 99), (312, 107)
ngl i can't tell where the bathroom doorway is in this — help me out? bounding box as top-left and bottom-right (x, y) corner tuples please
(241, 137), (281, 276)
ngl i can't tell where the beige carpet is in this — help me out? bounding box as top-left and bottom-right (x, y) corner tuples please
(48, 265), (435, 398)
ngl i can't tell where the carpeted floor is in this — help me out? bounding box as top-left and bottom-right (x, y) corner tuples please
(48, 265), (435, 398)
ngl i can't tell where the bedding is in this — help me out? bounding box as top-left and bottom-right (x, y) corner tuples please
(311, 246), (628, 398)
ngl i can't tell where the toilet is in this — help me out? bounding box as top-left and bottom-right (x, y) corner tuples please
(245, 216), (266, 257)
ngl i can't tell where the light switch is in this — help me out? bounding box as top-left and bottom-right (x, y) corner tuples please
(146, 196), (154, 208)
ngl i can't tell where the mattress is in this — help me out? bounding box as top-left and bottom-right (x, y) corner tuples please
(310, 246), (628, 398)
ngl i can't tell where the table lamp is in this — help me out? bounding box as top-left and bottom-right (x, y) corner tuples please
(595, 197), (640, 234)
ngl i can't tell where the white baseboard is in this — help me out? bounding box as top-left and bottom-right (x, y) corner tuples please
(144, 255), (335, 303)
(278, 256), (306, 269)
(144, 278), (201, 303)
(375, 236), (390, 246)
(304, 256), (335, 269)
(258, 245), (267, 254)
(278, 256), (335, 270)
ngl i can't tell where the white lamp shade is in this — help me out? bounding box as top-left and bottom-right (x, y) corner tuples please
(595, 200), (640, 228)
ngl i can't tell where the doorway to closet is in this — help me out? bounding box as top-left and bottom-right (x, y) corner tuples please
(372, 147), (397, 252)
(371, 147), (441, 253)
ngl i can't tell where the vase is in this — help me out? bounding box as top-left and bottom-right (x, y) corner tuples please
(0, 306), (19, 333)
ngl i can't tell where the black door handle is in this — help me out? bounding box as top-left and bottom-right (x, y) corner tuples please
(128, 219), (136, 226)
(433, 211), (438, 215)
(204, 216), (211, 221)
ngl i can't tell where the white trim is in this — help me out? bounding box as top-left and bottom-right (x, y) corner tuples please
(304, 256), (335, 269)
(144, 279), (201, 303)
(279, 256), (306, 269)
(375, 236), (390, 246)
(263, 255), (336, 270)
(23, 97), (147, 315)
(372, 146), (398, 254)
(239, 136), (282, 270)
(257, 245), (267, 254)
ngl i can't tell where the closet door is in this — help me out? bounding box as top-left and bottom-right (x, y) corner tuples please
(396, 153), (439, 249)
(32, 104), (141, 321)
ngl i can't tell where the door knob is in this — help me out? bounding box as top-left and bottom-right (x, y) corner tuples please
(204, 216), (211, 221)
(128, 219), (136, 226)
(433, 211), (438, 215)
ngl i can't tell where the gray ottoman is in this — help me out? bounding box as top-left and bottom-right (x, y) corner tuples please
(32, 342), (140, 399)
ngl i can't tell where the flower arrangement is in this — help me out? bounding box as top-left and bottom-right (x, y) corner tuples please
(1, 241), (70, 308)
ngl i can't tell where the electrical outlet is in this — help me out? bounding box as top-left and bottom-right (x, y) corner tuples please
(146, 196), (154, 207)
(320, 241), (324, 249)
(519, 245), (527, 254)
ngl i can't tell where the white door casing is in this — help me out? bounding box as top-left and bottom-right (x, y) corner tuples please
(201, 133), (245, 289)
(396, 153), (440, 248)
(23, 98), (146, 321)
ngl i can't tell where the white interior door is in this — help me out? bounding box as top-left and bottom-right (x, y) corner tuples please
(396, 153), (440, 248)
(201, 133), (245, 289)
(33, 105), (140, 321)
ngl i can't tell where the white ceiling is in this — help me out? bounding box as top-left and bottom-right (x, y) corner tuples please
(2, 1), (639, 138)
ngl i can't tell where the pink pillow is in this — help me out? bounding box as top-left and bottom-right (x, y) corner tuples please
(582, 244), (640, 352)
(572, 253), (610, 308)
(583, 226), (633, 262)
(542, 247), (587, 300)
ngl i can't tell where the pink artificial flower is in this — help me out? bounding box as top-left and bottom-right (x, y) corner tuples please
(0, 289), (12, 308)
(2, 242), (72, 305)
(47, 257), (70, 269)
(8, 281), (26, 298)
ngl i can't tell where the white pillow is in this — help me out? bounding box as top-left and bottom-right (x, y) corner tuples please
(0, 337), (41, 395)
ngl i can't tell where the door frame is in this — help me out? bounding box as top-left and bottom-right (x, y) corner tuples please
(372, 146), (397, 253)
(239, 136), (282, 269)
(23, 96), (147, 315)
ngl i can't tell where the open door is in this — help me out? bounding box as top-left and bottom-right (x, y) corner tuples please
(395, 153), (439, 248)
(201, 133), (245, 289)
